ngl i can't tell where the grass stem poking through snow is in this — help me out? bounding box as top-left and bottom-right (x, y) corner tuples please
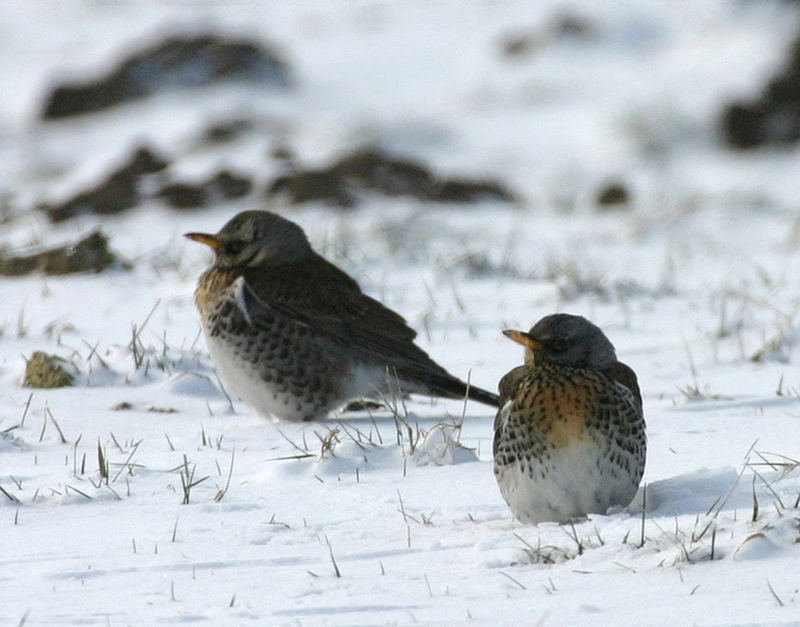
(214, 372), (236, 413)
(45, 407), (67, 444)
(20, 392), (32, 428)
(710, 526), (716, 560)
(325, 535), (341, 578)
(97, 440), (109, 484)
(498, 571), (526, 590)
(214, 449), (235, 502)
(766, 579), (784, 607)
(396, 490), (418, 525)
(112, 441), (141, 482)
(179, 455), (208, 504)
(65, 484), (92, 500)
(711, 441), (758, 518)
(677, 338), (702, 401)
(275, 427), (312, 457)
(38, 409), (47, 442)
(0, 485), (20, 503)
(315, 427), (341, 459)
(381, 368), (422, 454)
(564, 522), (584, 555)
(129, 299), (160, 371)
(16, 608), (30, 627)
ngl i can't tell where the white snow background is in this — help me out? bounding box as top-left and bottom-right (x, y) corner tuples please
(2, 1), (800, 625)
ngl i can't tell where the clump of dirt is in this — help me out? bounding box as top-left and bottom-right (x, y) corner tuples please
(41, 146), (168, 222)
(0, 230), (120, 276)
(24, 352), (75, 389)
(42, 33), (290, 119)
(202, 118), (255, 144)
(721, 30), (800, 148)
(267, 148), (514, 208)
(157, 170), (253, 209)
(501, 10), (599, 60)
(596, 181), (631, 209)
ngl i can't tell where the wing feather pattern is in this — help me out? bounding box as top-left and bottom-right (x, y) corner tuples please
(241, 256), (439, 368)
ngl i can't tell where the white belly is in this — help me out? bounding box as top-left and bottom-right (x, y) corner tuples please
(204, 332), (300, 420)
(495, 438), (639, 524)
(205, 329), (389, 421)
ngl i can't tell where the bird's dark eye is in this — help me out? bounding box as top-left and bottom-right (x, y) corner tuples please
(225, 239), (246, 256)
(550, 337), (570, 352)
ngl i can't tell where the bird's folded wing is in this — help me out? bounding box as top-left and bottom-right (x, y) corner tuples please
(497, 365), (528, 407)
(240, 258), (450, 374)
(605, 362), (642, 407)
(597, 374), (644, 433)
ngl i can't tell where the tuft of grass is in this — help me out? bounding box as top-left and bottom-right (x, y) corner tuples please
(176, 455), (208, 505)
(24, 352), (74, 389)
(514, 532), (571, 565)
(378, 368), (424, 455)
(315, 427), (341, 460)
(747, 450), (800, 480)
(129, 300), (160, 371)
(677, 338), (704, 402)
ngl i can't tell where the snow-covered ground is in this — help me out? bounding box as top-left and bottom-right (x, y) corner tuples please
(2, 1), (800, 624)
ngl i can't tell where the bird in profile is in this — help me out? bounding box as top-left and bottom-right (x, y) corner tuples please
(185, 210), (498, 421)
(493, 313), (646, 524)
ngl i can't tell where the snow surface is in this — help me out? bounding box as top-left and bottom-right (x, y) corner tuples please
(2, 1), (800, 625)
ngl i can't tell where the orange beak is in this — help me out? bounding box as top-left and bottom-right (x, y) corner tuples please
(502, 329), (542, 350)
(184, 232), (224, 251)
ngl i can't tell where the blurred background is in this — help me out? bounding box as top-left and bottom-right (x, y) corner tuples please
(1, 0), (799, 320)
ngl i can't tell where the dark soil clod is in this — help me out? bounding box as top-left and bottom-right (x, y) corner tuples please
(267, 148), (514, 208)
(0, 230), (120, 276)
(596, 182), (631, 209)
(157, 170), (253, 209)
(42, 34), (290, 119)
(42, 146), (169, 222)
(721, 31), (800, 149)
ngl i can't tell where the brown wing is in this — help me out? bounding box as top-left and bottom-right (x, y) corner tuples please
(240, 254), (450, 375)
(493, 364), (529, 449)
(605, 361), (642, 406)
(497, 365), (528, 406)
(240, 253), (499, 407)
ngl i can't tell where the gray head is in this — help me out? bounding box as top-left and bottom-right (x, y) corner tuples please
(185, 210), (313, 268)
(503, 313), (617, 369)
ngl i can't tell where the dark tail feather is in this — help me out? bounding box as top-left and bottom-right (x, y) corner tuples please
(397, 366), (499, 408)
(465, 384), (500, 408)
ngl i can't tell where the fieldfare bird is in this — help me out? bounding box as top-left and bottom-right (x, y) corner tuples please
(185, 210), (498, 421)
(493, 314), (646, 524)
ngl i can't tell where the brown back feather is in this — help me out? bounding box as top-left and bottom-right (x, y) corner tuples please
(240, 254), (449, 376)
